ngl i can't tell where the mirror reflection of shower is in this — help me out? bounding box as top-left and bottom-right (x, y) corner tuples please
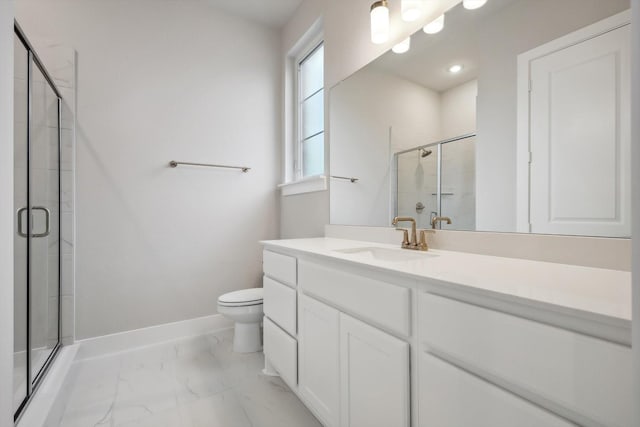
(396, 134), (476, 231)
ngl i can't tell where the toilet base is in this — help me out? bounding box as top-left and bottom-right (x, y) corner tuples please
(233, 322), (262, 353)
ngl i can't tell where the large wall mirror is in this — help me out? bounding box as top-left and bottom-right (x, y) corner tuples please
(329, 0), (631, 238)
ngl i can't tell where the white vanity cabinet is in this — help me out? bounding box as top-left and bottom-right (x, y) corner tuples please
(263, 250), (412, 427)
(261, 244), (632, 427)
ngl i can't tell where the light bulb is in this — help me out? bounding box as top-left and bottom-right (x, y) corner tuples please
(423, 14), (445, 34)
(370, 0), (390, 44)
(463, 0), (487, 10)
(401, 0), (421, 22)
(448, 64), (463, 73)
(392, 37), (411, 54)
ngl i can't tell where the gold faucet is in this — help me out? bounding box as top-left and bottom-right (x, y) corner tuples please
(431, 216), (452, 229)
(392, 216), (430, 251)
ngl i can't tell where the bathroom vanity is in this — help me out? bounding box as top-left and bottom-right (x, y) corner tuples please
(261, 238), (632, 427)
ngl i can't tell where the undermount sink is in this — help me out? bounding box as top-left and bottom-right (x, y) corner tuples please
(333, 246), (438, 262)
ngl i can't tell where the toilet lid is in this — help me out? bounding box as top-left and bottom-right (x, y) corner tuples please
(218, 288), (264, 307)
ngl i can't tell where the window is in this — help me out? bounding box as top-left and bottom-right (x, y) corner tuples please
(297, 42), (324, 178)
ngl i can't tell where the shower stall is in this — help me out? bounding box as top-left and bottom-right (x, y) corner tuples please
(13, 23), (63, 421)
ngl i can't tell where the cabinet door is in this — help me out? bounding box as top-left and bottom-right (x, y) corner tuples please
(298, 295), (340, 427)
(419, 353), (577, 427)
(340, 314), (409, 427)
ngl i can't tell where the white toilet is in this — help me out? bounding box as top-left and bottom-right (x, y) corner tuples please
(217, 288), (264, 353)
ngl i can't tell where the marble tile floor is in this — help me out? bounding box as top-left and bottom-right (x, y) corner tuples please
(43, 329), (322, 427)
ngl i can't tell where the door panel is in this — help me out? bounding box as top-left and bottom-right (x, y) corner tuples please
(529, 24), (630, 237)
(340, 313), (410, 427)
(298, 295), (340, 427)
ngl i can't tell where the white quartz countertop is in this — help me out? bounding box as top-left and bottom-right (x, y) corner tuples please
(261, 238), (631, 323)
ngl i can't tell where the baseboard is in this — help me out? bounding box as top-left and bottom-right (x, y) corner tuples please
(76, 314), (233, 360)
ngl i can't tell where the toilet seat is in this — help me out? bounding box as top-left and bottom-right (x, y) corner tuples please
(218, 288), (263, 307)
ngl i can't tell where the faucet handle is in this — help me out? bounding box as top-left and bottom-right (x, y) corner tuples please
(395, 228), (410, 247)
(417, 229), (434, 251)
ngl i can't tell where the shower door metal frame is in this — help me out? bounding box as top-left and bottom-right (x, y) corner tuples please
(14, 21), (63, 423)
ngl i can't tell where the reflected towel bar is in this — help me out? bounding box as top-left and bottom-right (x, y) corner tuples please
(169, 161), (250, 172)
(331, 175), (359, 183)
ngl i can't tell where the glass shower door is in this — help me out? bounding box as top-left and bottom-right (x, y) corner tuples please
(440, 136), (476, 231)
(13, 26), (62, 420)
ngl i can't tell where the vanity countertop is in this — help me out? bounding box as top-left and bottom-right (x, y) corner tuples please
(261, 237), (631, 324)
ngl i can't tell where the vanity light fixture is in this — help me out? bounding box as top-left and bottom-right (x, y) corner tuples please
(392, 36), (411, 54)
(448, 64), (463, 73)
(463, 0), (488, 10)
(401, 0), (422, 22)
(370, 0), (390, 44)
(423, 14), (445, 34)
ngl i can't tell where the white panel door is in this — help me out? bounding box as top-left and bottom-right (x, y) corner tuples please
(529, 24), (630, 237)
(340, 313), (410, 427)
(298, 295), (340, 427)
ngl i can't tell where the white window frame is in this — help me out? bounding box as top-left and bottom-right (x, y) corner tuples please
(278, 29), (327, 196)
(295, 38), (324, 179)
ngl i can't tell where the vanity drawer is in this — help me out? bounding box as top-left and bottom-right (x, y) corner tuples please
(419, 352), (576, 427)
(263, 276), (297, 336)
(299, 259), (410, 337)
(419, 292), (632, 427)
(263, 316), (297, 387)
(263, 250), (297, 287)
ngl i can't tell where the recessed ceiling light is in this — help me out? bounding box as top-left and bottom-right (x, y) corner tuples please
(392, 37), (411, 54)
(423, 14), (445, 34)
(448, 64), (463, 73)
(401, 0), (422, 22)
(463, 0), (488, 10)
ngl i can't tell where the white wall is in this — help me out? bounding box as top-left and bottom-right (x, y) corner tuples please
(441, 79), (477, 139)
(475, 0), (630, 232)
(632, 0), (640, 423)
(279, 0), (327, 239)
(330, 67), (441, 226)
(17, 0), (281, 339)
(0, 2), (15, 424)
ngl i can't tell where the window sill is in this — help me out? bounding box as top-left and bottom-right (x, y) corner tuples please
(278, 175), (327, 196)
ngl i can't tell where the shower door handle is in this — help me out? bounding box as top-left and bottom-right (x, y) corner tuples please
(17, 206), (51, 238)
(32, 207), (51, 238)
(17, 207), (28, 237)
